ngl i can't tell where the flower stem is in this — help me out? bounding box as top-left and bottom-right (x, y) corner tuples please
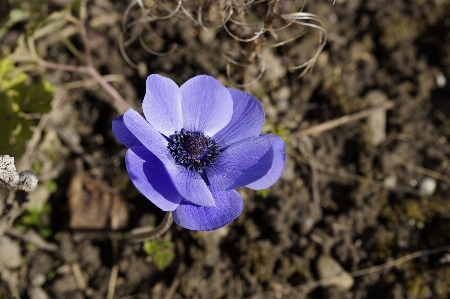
(128, 212), (173, 243)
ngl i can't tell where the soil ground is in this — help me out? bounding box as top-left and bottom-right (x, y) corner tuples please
(1, 0), (450, 298)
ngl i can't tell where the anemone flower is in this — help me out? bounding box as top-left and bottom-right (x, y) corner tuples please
(113, 74), (285, 231)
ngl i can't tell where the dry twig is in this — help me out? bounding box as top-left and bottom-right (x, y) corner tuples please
(28, 1), (132, 114)
(289, 101), (395, 138)
(291, 151), (420, 196)
(390, 153), (450, 185)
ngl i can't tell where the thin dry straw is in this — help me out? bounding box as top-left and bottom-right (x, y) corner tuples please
(198, 4), (233, 30)
(139, 35), (178, 56)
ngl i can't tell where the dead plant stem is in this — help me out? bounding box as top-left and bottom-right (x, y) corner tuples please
(106, 265), (119, 299)
(38, 60), (88, 73)
(291, 151), (420, 196)
(350, 245), (450, 277)
(290, 101), (395, 138)
(87, 66), (131, 113)
(390, 153), (450, 185)
(78, 15), (93, 68)
(35, 9), (132, 113)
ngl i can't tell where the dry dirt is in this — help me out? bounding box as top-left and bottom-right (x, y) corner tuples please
(1, 0), (450, 298)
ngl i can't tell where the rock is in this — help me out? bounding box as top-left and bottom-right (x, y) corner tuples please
(365, 90), (388, 146)
(0, 236), (22, 269)
(419, 177), (437, 196)
(199, 29), (217, 45)
(316, 254), (354, 291)
(29, 287), (50, 299)
(383, 175), (397, 189)
(51, 274), (78, 295)
(31, 274), (46, 287)
(435, 71), (446, 88)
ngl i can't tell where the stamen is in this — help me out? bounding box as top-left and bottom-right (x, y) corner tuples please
(185, 134), (207, 157)
(167, 129), (220, 172)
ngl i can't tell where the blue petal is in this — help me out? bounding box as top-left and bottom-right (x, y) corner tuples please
(126, 146), (182, 211)
(123, 109), (171, 163)
(206, 135), (274, 190)
(142, 75), (183, 137)
(112, 115), (142, 148)
(166, 167), (216, 207)
(246, 135), (286, 190)
(172, 185), (244, 231)
(123, 109), (215, 208)
(213, 88), (265, 146)
(180, 75), (233, 136)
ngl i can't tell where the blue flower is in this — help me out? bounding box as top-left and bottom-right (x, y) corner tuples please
(112, 75), (285, 231)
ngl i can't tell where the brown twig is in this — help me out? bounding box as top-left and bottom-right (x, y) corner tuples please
(106, 265), (119, 299)
(163, 264), (185, 299)
(87, 66), (131, 113)
(72, 263), (87, 291)
(75, 1), (131, 112)
(289, 101), (395, 138)
(37, 60), (89, 73)
(390, 153), (450, 185)
(78, 9), (92, 67)
(291, 151), (421, 196)
(107, 197), (121, 299)
(299, 136), (321, 206)
(30, 2), (132, 114)
(351, 245), (450, 277)
(5, 227), (58, 252)
(163, 239), (186, 299)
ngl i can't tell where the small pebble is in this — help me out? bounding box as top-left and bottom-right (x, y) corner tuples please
(365, 90), (388, 146)
(436, 72), (446, 87)
(29, 287), (50, 299)
(31, 274), (46, 287)
(419, 177), (436, 196)
(383, 175), (397, 189)
(199, 29), (217, 45)
(316, 254), (354, 291)
(329, 13), (338, 22)
(0, 236), (23, 269)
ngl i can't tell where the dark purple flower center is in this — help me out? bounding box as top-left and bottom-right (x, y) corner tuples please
(185, 135), (207, 157)
(167, 129), (220, 172)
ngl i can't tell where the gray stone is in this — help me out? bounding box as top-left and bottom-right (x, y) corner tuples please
(0, 236), (22, 269)
(419, 177), (437, 196)
(365, 90), (388, 146)
(316, 254), (354, 291)
(29, 287), (50, 299)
